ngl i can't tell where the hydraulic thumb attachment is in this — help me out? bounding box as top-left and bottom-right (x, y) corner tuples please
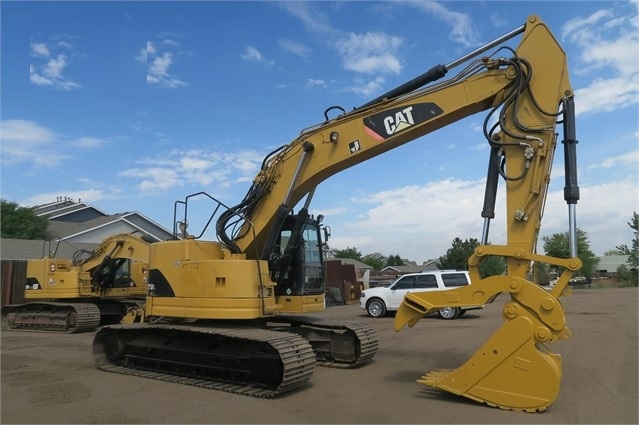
(394, 264), (578, 412)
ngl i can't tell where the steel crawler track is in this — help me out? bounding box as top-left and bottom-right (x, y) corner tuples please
(1, 302), (101, 333)
(93, 323), (316, 398)
(267, 315), (379, 368)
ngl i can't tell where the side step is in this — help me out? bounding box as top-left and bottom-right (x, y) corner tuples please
(267, 315), (379, 368)
(1, 302), (101, 333)
(93, 323), (316, 398)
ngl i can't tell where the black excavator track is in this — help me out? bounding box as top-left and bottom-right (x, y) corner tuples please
(1, 302), (101, 333)
(93, 323), (316, 398)
(265, 315), (379, 368)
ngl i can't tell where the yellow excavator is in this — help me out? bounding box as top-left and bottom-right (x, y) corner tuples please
(93, 15), (580, 409)
(1, 232), (153, 332)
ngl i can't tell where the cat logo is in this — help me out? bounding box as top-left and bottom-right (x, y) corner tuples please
(384, 106), (415, 135)
(364, 102), (444, 141)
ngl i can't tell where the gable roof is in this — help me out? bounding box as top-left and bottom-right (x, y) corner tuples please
(0, 238), (98, 260)
(34, 199), (108, 221)
(596, 255), (630, 272)
(1, 199), (176, 260)
(330, 258), (374, 270)
(47, 211), (173, 242)
(381, 262), (439, 274)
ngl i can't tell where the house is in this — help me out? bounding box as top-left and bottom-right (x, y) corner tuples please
(595, 255), (630, 276)
(325, 258), (373, 304)
(380, 258), (439, 274)
(1, 198), (174, 260)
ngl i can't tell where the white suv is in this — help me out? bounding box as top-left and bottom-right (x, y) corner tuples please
(359, 270), (483, 320)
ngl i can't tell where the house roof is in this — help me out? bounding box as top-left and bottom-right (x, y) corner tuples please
(329, 258), (373, 270)
(0, 238), (98, 260)
(381, 262), (439, 274)
(47, 211), (173, 242)
(596, 255), (630, 272)
(34, 199), (108, 220)
(1, 199), (175, 260)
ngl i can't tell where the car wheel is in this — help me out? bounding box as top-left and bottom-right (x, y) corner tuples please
(366, 299), (387, 318)
(438, 306), (460, 320)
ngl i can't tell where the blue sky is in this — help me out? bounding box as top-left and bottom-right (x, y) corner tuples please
(1, 1), (637, 264)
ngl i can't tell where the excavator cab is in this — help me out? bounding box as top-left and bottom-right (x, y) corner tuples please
(270, 213), (326, 304)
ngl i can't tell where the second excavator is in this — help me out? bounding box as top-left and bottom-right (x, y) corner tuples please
(2, 232), (153, 332)
(93, 15), (580, 410)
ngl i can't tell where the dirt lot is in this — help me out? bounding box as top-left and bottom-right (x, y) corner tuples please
(1, 288), (637, 424)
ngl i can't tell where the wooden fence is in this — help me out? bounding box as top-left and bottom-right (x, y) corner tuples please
(1, 260), (27, 307)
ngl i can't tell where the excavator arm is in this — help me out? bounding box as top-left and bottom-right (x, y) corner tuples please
(217, 15), (579, 411)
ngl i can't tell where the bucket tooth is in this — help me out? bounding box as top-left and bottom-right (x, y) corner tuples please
(417, 316), (561, 412)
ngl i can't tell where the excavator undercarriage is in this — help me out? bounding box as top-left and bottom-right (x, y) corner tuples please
(93, 315), (378, 397)
(1, 302), (102, 333)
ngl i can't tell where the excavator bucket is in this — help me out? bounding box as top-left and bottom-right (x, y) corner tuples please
(394, 273), (575, 412)
(418, 315), (562, 412)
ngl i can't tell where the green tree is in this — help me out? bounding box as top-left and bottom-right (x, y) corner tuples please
(542, 228), (598, 276)
(331, 246), (362, 261)
(362, 256), (385, 271)
(615, 211), (638, 268)
(1, 200), (49, 239)
(615, 211), (638, 286)
(437, 237), (476, 270)
(479, 256), (507, 278)
(437, 237), (505, 278)
(385, 254), (405, 267)
(603, 249), (625, 256)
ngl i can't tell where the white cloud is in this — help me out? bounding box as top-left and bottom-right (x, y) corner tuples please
(562, 6), (639, 116)
(0, 120), (68, 167)
(143, 38), (188, 88)
(306, 78), (326, 88)
(587, 149), (639, 170)
(241, 46), (274, 67)
(30, 42), (50, 57)
(278, 1), (333, 35)
(30, 41), (82, 90)
(241, 46), (265, 62)
(327, 171), (638, 263)
(279, 39), (312, 59)
(405, 0), (478, 47)
(348, 76), (386, 97)
(119, 148), (264, 192)
(70, 136), (110, 149)
(119, 167), (181, 191)
(574, 75), (639, 115)
(336, 32), (402, 74)
(0, 120), (114, 167)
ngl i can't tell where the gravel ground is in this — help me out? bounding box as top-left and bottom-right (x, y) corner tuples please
(1, 288), (637, 424)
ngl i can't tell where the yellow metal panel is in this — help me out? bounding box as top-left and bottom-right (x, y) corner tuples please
(146, 295), (280, 319)
(276, 295), (325, 313)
